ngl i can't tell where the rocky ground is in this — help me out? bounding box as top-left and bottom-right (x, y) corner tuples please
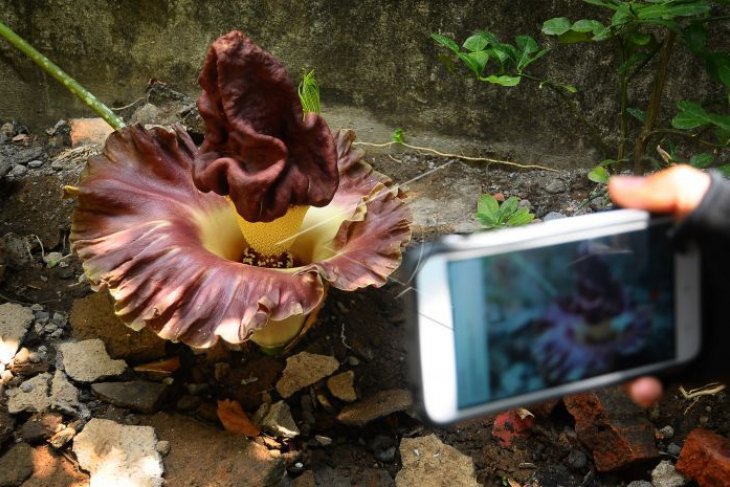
(1, 91), (730, 487)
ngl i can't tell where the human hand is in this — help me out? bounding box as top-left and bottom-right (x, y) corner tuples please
(609, 165), (711, 407)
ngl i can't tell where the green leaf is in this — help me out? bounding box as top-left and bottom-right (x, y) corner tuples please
(463, 32), (490, 52)
(457, 52), (482, 76)
(572, 19), (608, 39)
(636, 2), (710, 21)
(466, 50), (489, 73)
(558, 30), (594, 44)
(499, 196), (520, 220)
(682, 23), (708, 56)
(431, 33), (460, 54)
(672, 100), (711, 130)
(706, 53), (730, 88)
(588, 165), (610, 184)
(627, 31), (652, 46)
(583, 0), (620, 10)
(516, 35), (540, 70)
(542, 17), (572, 36)
(482, 74), (521, 86)
(689, 153), (715, 168)
(627, 107), (646, 123)
(477, 194), (499, 218)
(561, 83), (578, 94)
(391, 128), (405, 144)
(507, 208), (535, 226)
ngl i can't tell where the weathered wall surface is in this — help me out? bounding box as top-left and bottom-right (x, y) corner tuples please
(0, 0), (724, 167)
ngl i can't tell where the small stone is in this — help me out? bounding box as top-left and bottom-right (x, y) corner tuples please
(73, 418), (163, 487)
(8, 373), (52, 414)
(347, 356), (360, 367)
(327, 370), (357, 402)
(44, 324), (58, 333)
(659, 425), (675, 440)
(337, 389), (413, 427)
(626, 482), (653, 487)
(27, 352), (41, 364)
(155, 440), (171, 456)
(667, 443), (682, 456)
(57, 339), (127, 382)
(315, 435), (333, 446)
(0, 442), (34, 486)
(51, 312), (67, 326)
(20, 381), (34, 393)
(375, 446), (397, 463)
(0, 303), (34, 364)
(176, 395), (202, 411)
(92, 381), (170, 413)
(21, 413), (63, 444)
(545, 178), (568, 194)
(8, 164), (27, 177)
(396, 434), (479, 487)
(255, 400), (300, 439)
(652, 459), (687, 487)
(34, 312), (50, 325)
(566, 449), (588, 470)
(0, 370), (12, 383)
(276, 352), (339, 398)
(27, 159), (43, 168)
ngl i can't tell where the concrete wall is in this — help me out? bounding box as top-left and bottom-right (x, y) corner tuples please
(0, 0), (724, 168)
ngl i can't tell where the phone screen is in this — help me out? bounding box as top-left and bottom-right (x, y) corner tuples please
(448, 221), (676, 410)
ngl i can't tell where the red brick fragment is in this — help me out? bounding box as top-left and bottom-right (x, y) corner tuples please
(69, 118), (114, 147)
(564, 388), (658, 472)
(676, 428), (730, 487)
(492, 409), (535, 447)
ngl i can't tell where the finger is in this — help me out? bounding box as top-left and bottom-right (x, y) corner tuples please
(626, 376), (663, 408)
(608, 165), (710, 220)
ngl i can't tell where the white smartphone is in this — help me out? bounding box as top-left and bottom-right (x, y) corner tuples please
(406, 209), (701, 424)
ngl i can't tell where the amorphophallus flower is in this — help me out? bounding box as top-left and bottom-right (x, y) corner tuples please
(68, 31), (411, 350)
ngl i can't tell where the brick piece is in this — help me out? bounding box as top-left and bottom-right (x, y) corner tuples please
(564, 388), (658, 472)
(676, 428), (730, 486)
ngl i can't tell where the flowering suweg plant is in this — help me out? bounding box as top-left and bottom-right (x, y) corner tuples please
(67, 31), (412, 350)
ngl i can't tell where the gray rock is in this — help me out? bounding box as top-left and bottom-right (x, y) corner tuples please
(155, 440), (171, 456)
(0, 303), (34, 365)
(254, 400), (300, 439)
(73, 418), (163, 487)
(11, 147), (43, 165)
(27, 159), (43, 169)
(7, 371), (83, 416)
(659, 425), (675, 440)
(651, 460), (688, 487)
(0, 442), (34, 486)
(626, 482), (653, 487)
(566, 448), (588, 470)
(667, 443), (682, 456)
(0, 160), (9, 178)
(396, 434), (479, 487)
(545, 178), (568, 194)
(92, 381), (170, 413)
(7, 164), (27, 178)
(276, 352), (339, 398)
(326, 370), (358, 402)
(337, 389), (413, 427)
(57, 339), (127, 382)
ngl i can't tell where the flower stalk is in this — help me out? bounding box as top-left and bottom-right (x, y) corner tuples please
(0, 20), (125, 130)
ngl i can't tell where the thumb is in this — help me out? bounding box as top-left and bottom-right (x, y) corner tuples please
(608, 165), (710, 220)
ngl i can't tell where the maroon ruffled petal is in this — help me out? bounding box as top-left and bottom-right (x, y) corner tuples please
(194, 31), (338, 223)
(71, 125), (326, 348)
(304, 130), (413, 290)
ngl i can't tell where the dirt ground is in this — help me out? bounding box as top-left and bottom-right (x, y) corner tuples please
(1, 117), (728, 487)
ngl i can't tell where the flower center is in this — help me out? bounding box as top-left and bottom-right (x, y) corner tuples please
(228, 199), (309, 262)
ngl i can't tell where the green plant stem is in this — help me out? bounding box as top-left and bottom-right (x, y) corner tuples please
(633, 31), (676, 174)
(0, 20), (125, 130)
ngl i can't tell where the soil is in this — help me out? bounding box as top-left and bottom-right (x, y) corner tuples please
(1, 117), (728, 487)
